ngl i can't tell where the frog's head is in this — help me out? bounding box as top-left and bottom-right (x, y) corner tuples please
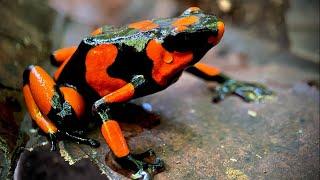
(162, 7), (224, 60)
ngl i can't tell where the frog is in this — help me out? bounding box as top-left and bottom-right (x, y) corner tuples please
(22, 7), (272, 179)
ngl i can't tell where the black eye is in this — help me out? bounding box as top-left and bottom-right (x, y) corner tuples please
(162, 32), (210, 52)
(162, 33), (190, 52)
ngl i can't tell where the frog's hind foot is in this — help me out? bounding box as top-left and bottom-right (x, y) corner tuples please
(23, 65), (100, 151)
(213, 79), (273, 102)
(47, 130), (100, 151)
(60, 131), (100, 147)
(116, 149), (165, 179)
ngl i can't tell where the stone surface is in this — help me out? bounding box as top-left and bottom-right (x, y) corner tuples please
(0, 0), (56, 179)
(17, 24), (319, 180)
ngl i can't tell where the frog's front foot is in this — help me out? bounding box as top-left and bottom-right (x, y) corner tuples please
(116, 149), (165, 179)
(213, 79), (273, 102)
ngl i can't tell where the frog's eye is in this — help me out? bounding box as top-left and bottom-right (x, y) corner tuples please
(181, 7), (203, 16)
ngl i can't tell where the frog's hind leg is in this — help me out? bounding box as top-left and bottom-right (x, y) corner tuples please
(50, 25), (116, 67)
(23, 65), (99, 150)
(23, 83), (58, 151)
(50, 46), (78, 81)
(186, 63), (273, 102)
(50, 46), (77, 66)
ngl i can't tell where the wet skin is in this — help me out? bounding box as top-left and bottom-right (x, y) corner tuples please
(22, 7), (272, 179)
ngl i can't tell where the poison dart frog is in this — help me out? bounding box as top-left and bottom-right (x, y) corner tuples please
(22, 7), (271, 179)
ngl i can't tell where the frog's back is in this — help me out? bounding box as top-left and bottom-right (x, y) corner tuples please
(56, 19), (168, 99)
(56, 29), (157, 100)
(56, 7), (219, 100)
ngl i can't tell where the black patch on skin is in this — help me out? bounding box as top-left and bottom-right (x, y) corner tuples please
(47, 85), (101, 132)
(46, 86), (80, 130)
(162, 31), (216, 61)
(56, 41), (100, 104)
(50, 54), (60, 67)
(107, 43), (176, 98)
(107, 44), (153, 82)
(56, 29), (215, 106)
(107, 43), (160, 95)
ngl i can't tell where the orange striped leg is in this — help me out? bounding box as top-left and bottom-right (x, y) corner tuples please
(92, 75), (164, 178)
(50, 46), (77, 80)
(23, 84), (59, 150)
(50, 46), (77, 66)
(23, 65), (99, 150)
(186, 63), (227, 82)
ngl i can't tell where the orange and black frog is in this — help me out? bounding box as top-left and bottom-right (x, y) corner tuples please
(22, 7), (271, 179)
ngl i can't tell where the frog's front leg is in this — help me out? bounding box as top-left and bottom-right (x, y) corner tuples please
(23, 65), (100, 150)
(92, 75), (164, 179)
(186, 63), (273, 102)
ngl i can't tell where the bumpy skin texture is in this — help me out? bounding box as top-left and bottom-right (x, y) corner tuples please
(22, 7), (271, 179)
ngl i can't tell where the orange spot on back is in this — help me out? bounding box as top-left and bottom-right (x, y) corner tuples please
(146, 40), (193, 86)
(85, 44), (127, 96)
(175, 25), (188, 32)
(194, 63), (221, 76)
(128, 20), (159, 31)
(172, 15), (199, 32)
(59, 87), (85, 119)
(101, 120), (129, 157)
(91, 27), (103, 35)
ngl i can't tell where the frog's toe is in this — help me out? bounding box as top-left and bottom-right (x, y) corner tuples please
(50, 130), (100, 148)
(131, 149), (156, 159)
(48, 133), (58, 151)
(146, 157), (165, 174)
(131, 170), (151, 180)
(212, 80), (273, 103)
(234, 83), (273, 102)
(212, 92), (226, 103)
(87, 138), (100, 148)
(131, 149), (165, 175)
(116, 150), (165, 179)
(130, 158), (164, 180)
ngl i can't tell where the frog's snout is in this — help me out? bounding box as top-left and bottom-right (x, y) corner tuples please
(217, 21), (225, 43)
(208, 21), (225, 45)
